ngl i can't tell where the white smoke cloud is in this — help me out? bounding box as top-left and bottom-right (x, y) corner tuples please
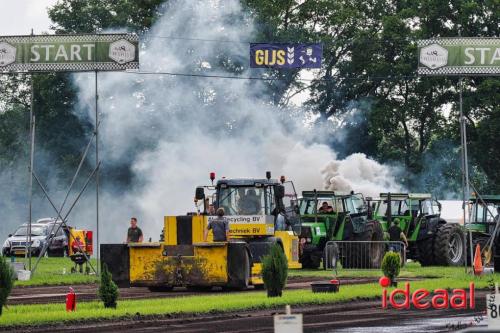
(70, 0), (402, 242)
(322, 153), (403, 197)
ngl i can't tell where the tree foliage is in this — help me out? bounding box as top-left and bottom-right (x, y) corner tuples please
(0, 256), (15, 316)
(381, 251), (401, 285)
(98, 264), (119, 308)
(261, 243), (288, 297)
(0, 0), (498, 207)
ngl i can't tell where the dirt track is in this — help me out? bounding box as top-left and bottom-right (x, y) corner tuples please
(10, 276), (408, 305)
(4, 291), (488, 333)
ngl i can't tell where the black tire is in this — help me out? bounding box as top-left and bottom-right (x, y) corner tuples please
(301, 253), (321, 269)
(417, 237), (435, 266)
(343, 220), (384, 269)
(434, 223), (465, 266)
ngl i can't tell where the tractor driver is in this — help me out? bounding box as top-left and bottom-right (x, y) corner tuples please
(239, 189), (262, 214)
(318, 201), (333, 214)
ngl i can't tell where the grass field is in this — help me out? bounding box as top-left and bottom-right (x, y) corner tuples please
(13, 257), (98, 287)
(3, 265), (499, 327)
(12, 258), (464, 287)
(289, 261), (470, 279)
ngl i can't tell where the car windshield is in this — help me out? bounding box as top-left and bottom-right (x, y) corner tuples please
(13, 226), (46, 237)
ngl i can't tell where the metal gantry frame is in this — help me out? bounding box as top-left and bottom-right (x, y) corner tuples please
(24, 70), (101, 276)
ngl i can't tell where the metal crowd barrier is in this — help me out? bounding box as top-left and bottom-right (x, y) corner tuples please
(324, 240), (407, 270)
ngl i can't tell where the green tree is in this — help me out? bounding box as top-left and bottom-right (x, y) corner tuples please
(98, 264), (119, 308)
(0, 256), (15, 316)
(381, 251), (401, 286)
(261, 244), (288, 297)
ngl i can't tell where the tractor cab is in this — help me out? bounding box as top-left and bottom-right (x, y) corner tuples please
(372, 193), (442, 242)
(371, 193), (464, 266)
(297, 190), (375, 269)
(466, 195), (500, 237)
(195, 173), (301, 238)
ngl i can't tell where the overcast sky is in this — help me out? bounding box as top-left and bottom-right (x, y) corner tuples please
(0, 0), (57, 35)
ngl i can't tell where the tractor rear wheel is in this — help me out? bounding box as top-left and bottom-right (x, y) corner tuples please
(301, 253), (321, 269)
(417, 237), (435, 266)
(344, 220), (384, 269)
(434, 223), (465, 266)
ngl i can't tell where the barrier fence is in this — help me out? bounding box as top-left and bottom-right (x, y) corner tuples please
(323, 240), (407, 270)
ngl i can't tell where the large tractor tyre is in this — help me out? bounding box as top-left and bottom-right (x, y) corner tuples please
(301, 253), (321, 269)
(417, 237), (435, 266)
(344, 220), (384, 269)
(227, 244), (251, 290)
(434, 223), (465, 266)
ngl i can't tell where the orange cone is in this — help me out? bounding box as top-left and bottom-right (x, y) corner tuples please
(473, 244), (483, 276)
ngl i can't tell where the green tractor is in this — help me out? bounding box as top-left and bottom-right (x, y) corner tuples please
(298, 190), (384, 269)
(370, 193), (465, 266)
(465, 194), (500, 268)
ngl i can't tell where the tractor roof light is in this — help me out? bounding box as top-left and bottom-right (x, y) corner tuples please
(280, 175), (286, 183)
(266, 171), (271, 180)
(210, 172), (216, 184)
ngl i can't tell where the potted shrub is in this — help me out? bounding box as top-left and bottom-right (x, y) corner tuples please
(98, 264), (119, 308)
(381, 251), (401, 287)
(261, 243), (288, 297)
(0, 256), (14, 316)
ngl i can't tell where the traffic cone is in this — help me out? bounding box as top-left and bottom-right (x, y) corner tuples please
(473, 244), (483, 276)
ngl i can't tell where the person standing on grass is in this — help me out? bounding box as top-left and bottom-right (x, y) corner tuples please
(126, 217), (143, 243)
(204, 208), (230, 242)
(388, 219), (408, 252)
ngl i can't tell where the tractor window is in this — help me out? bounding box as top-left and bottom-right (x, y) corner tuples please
(421, 200), (434, 215)
(335, 198), (345, 212)
(399, 200), (409, 215)
(472, 203), (484, 223)
(345, 196), (364, 213)
(299, 198), (315, 215)
(317, 199), (334, 214)
(282, 181), (298, 211)
(486, 204), (497, 222)
(351, 194), (365, 213)
(218, 186), (267, 216)
(376, 201), (386, 217)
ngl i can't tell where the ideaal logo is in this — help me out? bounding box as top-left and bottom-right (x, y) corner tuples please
(0, 42), (16, 67)
(379, 277), (475, 310)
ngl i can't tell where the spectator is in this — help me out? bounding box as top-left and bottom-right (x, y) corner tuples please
(388, 219), (408, 251)
(126, 217), (143, 243)
(204, 208), (230, 242)
(207, 203), (216, 216)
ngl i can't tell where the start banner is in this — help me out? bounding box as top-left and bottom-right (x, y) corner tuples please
(0, 33), (139, 72)
(250, 43), (322, 68)
(417, 38), (500, 76)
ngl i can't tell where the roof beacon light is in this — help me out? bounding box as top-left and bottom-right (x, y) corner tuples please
(280, 175), (286, 183)
(266, 171), (271, 180)
(210, 172), (216, 184)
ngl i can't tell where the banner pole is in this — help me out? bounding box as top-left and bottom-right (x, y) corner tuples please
(95, 70), (100, 275)
(27, 74), (35, 271)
